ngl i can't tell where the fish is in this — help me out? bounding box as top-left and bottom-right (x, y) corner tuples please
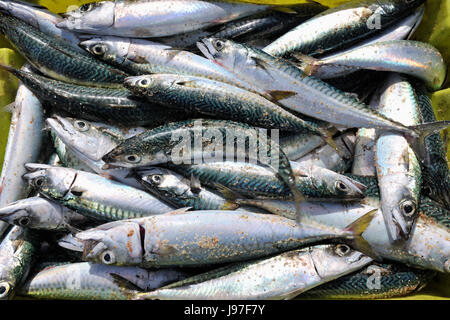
(132, 244), (372, 300)
(0, 13), (128, 87)
(301, 262), (436, 299)
(263, 0), (425, 57)
(57, 0), (269, 38)
(167, 160), (367, 201)
(235, 197), (450, 273)
(0, 64), (185, 126)
(279, 132), (328, 161)
(413, 82), (450, 210)
(61, 208), (376, 268)
(0, 196), (87, 232)
(299, 40), (447, 91)
(22, 164), (174, 222)
(123, 74), (331, 138)
(79, 36), (264, 96)
(0, 64), (45, 237)
(0, 226), (37, 300)
(136, 167), (239, 211)
(375, 74), (423, 242)
(17, 262), (190, 300)
(0, 0), (85, 52)
(101, 119), (307, 219)
(197, 38), (450, 159)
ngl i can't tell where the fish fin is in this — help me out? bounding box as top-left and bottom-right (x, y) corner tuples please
(265, 90), (297, 102)
(250, 56), (275, 80)
(407, 121), (450, 161)
(189, 174), (202, 194)
(166, 207), (192, 215)
(317, 128), (348, 158)
(3, 102), (15, 113)
(290, 53), (320, 76)
(221, 201), (239, 210)
(213, 183), (244, 201)
(343, 208), (380, 260)
(109, 273), (144, 296)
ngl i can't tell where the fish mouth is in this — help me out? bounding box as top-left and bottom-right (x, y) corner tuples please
(196, 39), (215, 62)
(58, 233), (84, 252)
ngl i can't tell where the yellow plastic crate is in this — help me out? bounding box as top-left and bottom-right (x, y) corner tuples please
(0, 0), (448, 300)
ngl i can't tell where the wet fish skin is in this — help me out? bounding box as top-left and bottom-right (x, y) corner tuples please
(22, 164), (174, 222)
(65, 209), (370, 268)
(167, 160), (366, 201)
(124, 74), (325, 135)
(0, 196), (85, 231)
(134, 244), (372, 300)
(279, 132), (327, 161)
(0, 65), (44, 237)
(375, 74), (422, 242)
(0, 13), (128, 87)
(101, 119), (306, 219)
(263, 0), (425, 57)
(0, 0), (85, 53)
(0, 226), (37, 300)
(79, 36), (263, 96)
(17, 262), (190, 300)
(0, 65), (184, 126)
(302, 262), (436, 299)
(413, 82), (450, 210)
(308, 40), (446, 91)
(57, 0), (269, 38)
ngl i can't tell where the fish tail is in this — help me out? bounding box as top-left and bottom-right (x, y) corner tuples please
(343, 208), (380, 260)
(407, 121), (450, 160)
(319, 128), (348, 158)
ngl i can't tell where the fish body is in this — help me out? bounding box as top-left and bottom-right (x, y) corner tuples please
(136, 244), (372, 300)
(64, 209), (372, 267)
(0, 65), (44, 237)
(57, 0), (269, 38)
(375, 74), (422, 241)
(23, 164), (174, 222)
(0, 226), (37, 299)
(18, 262), (189, 300)
(263, 0), (425, 57)
(279, 132), (326, 161)
(0, 13), (127, 87)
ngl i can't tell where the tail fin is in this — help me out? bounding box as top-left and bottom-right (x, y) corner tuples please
(343, 208), (380, 260)
(290, 53), (320, 76)
(407, 121), (450, 161)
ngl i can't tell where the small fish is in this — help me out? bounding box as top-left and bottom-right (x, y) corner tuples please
(0, 196), (86, 232)
(17, 262), (190, 300)
(57, 0), (269, 38)
(0, 13), (128, 87)
(61, 208), (375, 268)
(0, 226), (37, 300)
(279, 132), (328, 161)
(22, 164), (174, 222)
(133, 244), (372, 300)
(263, 0), (425, 57)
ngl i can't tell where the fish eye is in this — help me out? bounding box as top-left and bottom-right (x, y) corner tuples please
(151, 175), (162, 185)
(213, 39), (225, 51)
(335, 180), (348, 192)
(74, 120), (89, 132)
(18, 216), (31, 227)
(334, 244), (351, 257)
(399, 200), (416, 217)
(33, 177), (45, 188)
(138, 79), (150, 87)
(0, 282), (11, 299)
(125, 154), (141, 164)
(101, 250), (116, 265)
(79, 3), (94, 12)
(92, 44), (106, 56)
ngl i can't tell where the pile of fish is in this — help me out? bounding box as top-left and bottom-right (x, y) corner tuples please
(0, 0), (449, 300)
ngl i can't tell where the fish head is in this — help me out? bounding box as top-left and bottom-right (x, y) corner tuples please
(0, 197), (64, 230)
(310, 244), (372, 279)
(79, 36), (131, 65)
(23, 165), (77, 199)
(47, 116), (121, 161)
(74, 221), (143, 266)
(57, 1), (115, 32)
(0, 279), (12, 300)
(138, 167), (189, 197)
(197, 37), (249, 74)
